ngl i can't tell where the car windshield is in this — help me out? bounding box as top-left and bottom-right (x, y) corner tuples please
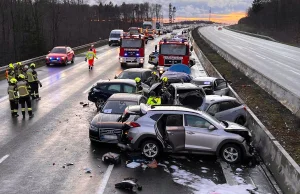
(160, 44), (187, 55)
(118, 71), (142, 80)
(110, 33), (120, 38)
(121, 39), (142, 48)
(102, 101), (137, 114)
(51, 47), (66, 54)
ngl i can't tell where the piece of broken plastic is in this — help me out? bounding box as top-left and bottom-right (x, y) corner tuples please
(115, 178), (142, 191)
(84, 168), (92, 173)
(126, 162), (141, 168)
(80, 102), (84, 104)
(102, 152), (121, 165)
(147, 159), (158, 168)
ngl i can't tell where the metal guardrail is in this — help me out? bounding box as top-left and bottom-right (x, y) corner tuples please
(0, 39), (108, 72)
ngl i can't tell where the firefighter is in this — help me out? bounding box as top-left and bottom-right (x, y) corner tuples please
(85, 48), (98, 70)
(17, 74), (34, 118)
(8, 78), (19, 117)
(160, 77), (172, 104)
(145, 71), (159, 86)
(135, 77), (144, 95)
(91, 45), (96, 54)
(5, 63), (16, 82)
(27, 63), (42, 100)
(147, 91), (161, 106)
(15, 62), (23, 78)
(22, 65), (29, 82)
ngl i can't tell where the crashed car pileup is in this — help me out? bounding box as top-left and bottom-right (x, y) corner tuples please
(119, 34), (147, 68)
(157, 38), (194, 74)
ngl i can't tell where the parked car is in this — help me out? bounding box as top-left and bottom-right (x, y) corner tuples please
(191, 77), (230, 95)
(89, 93), (147, 143)
(88, 79), (150, 109)
(118, 105), (254, 163)
(109, 29), (124, 46)
(148, 51), (158, 66)
(46, 46), (75, 66)
(199, 95), (247, 125)
(115, 68), (152, 83)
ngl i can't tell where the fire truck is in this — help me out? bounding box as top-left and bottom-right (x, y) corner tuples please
(157, 38), (194, 74)
(119, 34), (147, 68)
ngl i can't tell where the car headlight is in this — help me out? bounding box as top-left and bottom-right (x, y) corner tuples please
(120, 57), (124, 62)
(89, 124), (98, 131)
(93, 88), (100, 92)
(159, 67), (164, 70)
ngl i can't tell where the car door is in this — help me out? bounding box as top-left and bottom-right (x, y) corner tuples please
(214, 79), (228, 95)
(155, 114), (185, 152)
(215, 101), (237, 121)
(184, 114), (220, 151)
(66, 47), (72, 61)
(106, 84), (121, 96)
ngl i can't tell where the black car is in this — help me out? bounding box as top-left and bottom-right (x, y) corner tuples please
(88, 79), (150, 109)
(115, 68), (153, 83)
(89, 93), (147, 144)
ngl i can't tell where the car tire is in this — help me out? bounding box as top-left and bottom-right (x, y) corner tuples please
(141, 140), (161, 159)
(220, 144), (242, 164)
(235, 116), (246, 126)
(138, 63), (143, 68)
(64, 59), (68, 66)
(71, 55), (75, 64)
(95, 98), (105, 110)
(121, 63), (126, 68)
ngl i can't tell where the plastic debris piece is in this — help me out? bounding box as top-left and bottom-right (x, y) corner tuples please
(102, 152), (121, 165)
(53, 163), (55, 166)
(83, 103), (89, 107)
(66, 163), (74, 166)
(84, 168), (92, 173)
(147, 159), (158, 168)
(80, 102), (84, 105)
(141, 163), (148, 170)
(126, 162), (141, 168)
(115, 178), (142, 191)
(62, 166), (65, 168)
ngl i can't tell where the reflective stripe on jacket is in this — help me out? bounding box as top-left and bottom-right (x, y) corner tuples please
(17, 81), (30, 97)
(27, 68), (37, 83)
(7, 69), (15, 80)
(8, 85), (17, 100)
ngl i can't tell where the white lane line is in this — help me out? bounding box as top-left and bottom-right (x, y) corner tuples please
(96, 164), (114, 194)
(0, 154), (9, 164)
(219, 160), (238, 186)
(290, 70), (300, 76)
(256, 54), (266, 60)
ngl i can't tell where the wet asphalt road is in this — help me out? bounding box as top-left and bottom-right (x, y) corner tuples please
(0, 32), (277, 194)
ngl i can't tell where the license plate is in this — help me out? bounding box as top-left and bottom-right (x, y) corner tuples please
(126, 57), (136, 62)
(101, 135), (118, 140)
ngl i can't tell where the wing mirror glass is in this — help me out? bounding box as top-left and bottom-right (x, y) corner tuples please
(209, 125), (216, 130)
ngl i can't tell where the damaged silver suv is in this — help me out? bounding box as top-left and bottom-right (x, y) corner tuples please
(118, 104), (254, 164)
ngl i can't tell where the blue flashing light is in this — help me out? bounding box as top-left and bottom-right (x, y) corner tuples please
(124, 53), (128, 56)
(57, 57), (60, 60)
(136, 53), (139, 56)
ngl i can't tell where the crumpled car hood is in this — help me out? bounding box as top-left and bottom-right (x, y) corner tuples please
(224, 121), (249, 132)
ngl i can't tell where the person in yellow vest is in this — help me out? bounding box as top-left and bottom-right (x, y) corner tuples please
(15, 62), (23, 78)
(135, 77), (144, 95)
(85, 48), (98, 70)
(5, 63), (16, 83)
(147, 91), (161, 106)
(17, 74), (34, 118)
(7, 78), (19, 117)
(27, 63), (42, 100)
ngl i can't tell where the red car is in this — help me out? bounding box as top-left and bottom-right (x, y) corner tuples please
(46, 46), (75, 66)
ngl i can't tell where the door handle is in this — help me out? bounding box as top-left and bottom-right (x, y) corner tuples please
(187, 131), (195, 135)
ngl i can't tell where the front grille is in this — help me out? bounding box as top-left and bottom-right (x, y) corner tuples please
(99, 128), (122, 135)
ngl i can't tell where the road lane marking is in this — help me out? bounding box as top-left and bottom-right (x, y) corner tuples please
(97, 164), (114, 194)
(256, 54), (266, 60)
(0, 154), (9, 164)
(290, 70), (300, 76)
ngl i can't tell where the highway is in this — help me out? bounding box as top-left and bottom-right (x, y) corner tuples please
(199, 26), (300, 97)
(0, 32), (276, 194)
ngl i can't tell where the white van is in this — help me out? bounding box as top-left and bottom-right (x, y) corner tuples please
(109, 29), (123, 46)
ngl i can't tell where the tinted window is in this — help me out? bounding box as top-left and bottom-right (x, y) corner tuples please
(231, 100), (241, 108)
(96, 84), (107, 90)
(185, 115), (211, 128)
(121, 39), (142, 48)
(110, 33), (121, 38)
(160, 44), (187, 55)
(150, 114), (162, 121)
(107, 84), (121, 92)
(123, 84), (135, 93)
(51, 47), (66, 54)
(118, 71), (141, 80)
(219, 101), (235, 111)
(215, 79), (227, 90)
(166, 115), (183, 126)
(102, 100), (137, 114)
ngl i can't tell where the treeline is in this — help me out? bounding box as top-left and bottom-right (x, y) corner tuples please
(239, 0), (300, 44)
(0, 0), (163, 65)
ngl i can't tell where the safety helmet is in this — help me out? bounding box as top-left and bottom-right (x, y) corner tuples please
(91, 44), (94, 47)
(30, 63), (36, 68)
(135, 77), (141, 83)
(151, 71), (157, 75)
(18, 74), (25, 79)
(17, 62), (22, 66)
(24, 65), (29, 70)
(9, 63), (14, 69)
(162, 77), (168, 82)
(10, 78), (17, 84)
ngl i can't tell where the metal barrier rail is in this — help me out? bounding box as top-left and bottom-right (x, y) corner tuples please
(0, 39), (108, 72)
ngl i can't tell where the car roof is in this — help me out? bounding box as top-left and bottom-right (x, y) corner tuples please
(150, 105), (200, 114)
(205, 95), (237, 103)
(123, 68), (151, 73)
(97, 79), (136, 85)
(193, 77), (218, 82)
(171, 83), (201, 89)
(108, 93), (143, 101)
(53, 46), (67, 49)
(111, 29), (123, 32)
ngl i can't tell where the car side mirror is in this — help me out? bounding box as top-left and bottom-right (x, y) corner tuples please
(209, 125), (216, 130)
(190, 46), (194, 51)
(145, 40), (148, 44)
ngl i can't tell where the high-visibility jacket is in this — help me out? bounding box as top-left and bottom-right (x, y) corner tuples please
(27, 68), (38, 83)
(86, 51), (96, 60)
(6, 69), (15, 81)
(147, 96), (161, 105)
(8, 85), (18, 100)
(16, 67), (23, 77)
(16, 81), (30, 97)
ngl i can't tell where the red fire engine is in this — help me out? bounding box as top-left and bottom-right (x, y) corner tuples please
(157, 38), (194, 74)
(119, 34), (147, 68)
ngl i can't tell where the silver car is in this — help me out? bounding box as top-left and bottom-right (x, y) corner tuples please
(199, 95), (247, 125)
(191, 77), (230, 95)
(118, 105), (254, 164)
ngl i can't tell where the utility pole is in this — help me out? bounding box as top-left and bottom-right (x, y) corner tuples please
(169, 3), (172, 23)
(209, 7), (211, 22)
(172, 6), (176, 23)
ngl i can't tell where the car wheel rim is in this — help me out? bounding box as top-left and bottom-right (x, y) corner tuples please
(96, 99), (105, 109)
(143, 143), (158, 158)
(223, 147), (238, 162)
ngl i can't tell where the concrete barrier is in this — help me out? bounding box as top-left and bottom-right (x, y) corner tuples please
(192, 28), (300, 194)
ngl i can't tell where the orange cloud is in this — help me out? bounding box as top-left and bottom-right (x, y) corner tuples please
(163, 12), (246, 24)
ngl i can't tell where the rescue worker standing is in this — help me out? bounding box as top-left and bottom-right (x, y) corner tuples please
(145, 71), (159, 86)
(8, 78), (19, 117)
(17, 74), (34, 118)
(147, 91), (161, 106)
(135, 77), (144, 95)
(6, 63), (16, 82)
(15, 62), (23, 78)
(85, 48), (98, 70)
(27, 63), (42, 100)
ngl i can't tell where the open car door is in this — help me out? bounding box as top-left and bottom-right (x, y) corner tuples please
(155, 114), (185, 152)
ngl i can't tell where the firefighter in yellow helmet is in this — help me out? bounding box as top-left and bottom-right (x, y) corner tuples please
(27, 63), (42, 100)
(17, 74), (34, 118)
(15, 62), (23, 78)
(5, 63), (16, 82)
(7, 78), (19, 117)
(135, 77), (143, 95)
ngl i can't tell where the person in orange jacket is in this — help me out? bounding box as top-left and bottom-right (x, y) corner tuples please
(85, 48), (98, 70)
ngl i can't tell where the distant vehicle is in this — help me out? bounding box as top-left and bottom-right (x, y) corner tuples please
(148, 51), (159, 66)
(88, 79), (150, 109)
(115, 68), (152, 83)
(191, 77), (230, 95)
(109, 29), (123, 46)
(218, 27), (222, 30)
(46, 46), (75, 66)
(117, 105), (254, 163)
(199, 95), (247, 125)
(89, 93), (147, 144)
(128, 27), (142, 35)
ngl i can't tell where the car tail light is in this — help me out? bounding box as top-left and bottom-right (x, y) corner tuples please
(243, 106), (247, 111)
(129, 122), (140, 128)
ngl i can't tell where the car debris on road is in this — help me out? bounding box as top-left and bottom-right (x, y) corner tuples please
(102, 152), (121, 165)
(115, 178), (142, 192)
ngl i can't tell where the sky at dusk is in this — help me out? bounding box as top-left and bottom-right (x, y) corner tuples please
(90, 0), (253, 24)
